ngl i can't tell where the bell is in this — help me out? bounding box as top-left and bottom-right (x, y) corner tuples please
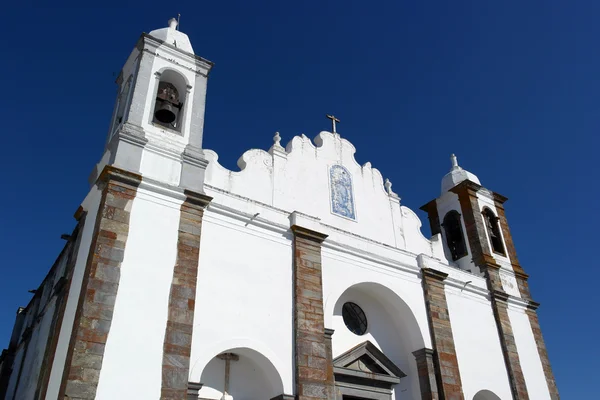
(154, 101), (178, 124)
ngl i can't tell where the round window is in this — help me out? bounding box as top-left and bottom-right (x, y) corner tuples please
(342, 302), (368, 335)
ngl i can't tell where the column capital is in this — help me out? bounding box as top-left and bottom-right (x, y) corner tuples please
(183, 189), (212, 209)
(412, 348), (435, 359)
(491, 290), (510, 303)
(421, 268), (449, 282)
(97, 165), (143, 188)
(291, 225), (328, 243)
(526, 300), (541, 311)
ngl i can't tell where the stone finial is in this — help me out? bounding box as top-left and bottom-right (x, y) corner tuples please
(385, 178), (393, 194)
(273, 132), (282, 147)
(450, 154), (459, 170)
(385, 179), (400, 200)
(168, 17), (178, 30)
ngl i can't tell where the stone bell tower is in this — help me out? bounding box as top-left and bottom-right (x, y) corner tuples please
(421, 155), (559, 400)
(91, 17), (213, 192)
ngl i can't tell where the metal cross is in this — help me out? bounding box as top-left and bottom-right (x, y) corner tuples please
(217, 353), (239, 398)
(326, 114), (340, 133)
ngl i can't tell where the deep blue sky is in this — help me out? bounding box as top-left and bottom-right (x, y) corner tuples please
(0, 1), (596, 397)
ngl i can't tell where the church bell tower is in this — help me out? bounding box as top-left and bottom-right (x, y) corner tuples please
(420, 155), (559, 400)
(92, 17), (213, 192)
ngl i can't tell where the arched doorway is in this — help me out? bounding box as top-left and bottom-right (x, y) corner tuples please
(331, 282), (426, 400)
(198, 347), (284, 400)
(473, 389), (502, 400)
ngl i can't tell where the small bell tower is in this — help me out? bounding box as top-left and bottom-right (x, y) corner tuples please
(92, 18), (214, 192)
(420, 154), (529, 298)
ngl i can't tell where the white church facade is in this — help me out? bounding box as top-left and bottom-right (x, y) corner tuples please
(0, 19), (558, 400)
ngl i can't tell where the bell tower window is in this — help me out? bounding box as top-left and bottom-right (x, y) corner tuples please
(152, 70), (187, 133)
(483, 208), (505, 255)
(442, 211), (468, 261)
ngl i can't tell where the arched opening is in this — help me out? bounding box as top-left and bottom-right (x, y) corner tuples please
(151, 69), (187, 133)
(442, 210), (468, 261)
(473, 389), (502, 400)
(332, 282), (425, 400)
(198, 347), (284, 400)
(482, 208), (505, 255)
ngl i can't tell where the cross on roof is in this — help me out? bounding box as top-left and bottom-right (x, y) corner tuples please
(326, 114), (340, 133)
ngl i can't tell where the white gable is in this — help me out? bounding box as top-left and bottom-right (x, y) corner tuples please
(204, 131), (442, 257)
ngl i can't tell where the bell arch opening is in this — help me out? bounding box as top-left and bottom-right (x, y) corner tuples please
(197, 347), (284, 400)
(331, 282), (426, 400)
(473, 389), (502, 400)
(151, 69), (188, 133)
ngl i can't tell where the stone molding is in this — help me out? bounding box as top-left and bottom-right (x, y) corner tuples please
(187, 381), (203, 400)
(291, 224), (335, 400)
(60, 166), (142, 400)
(412, 348), (439, 400)
(421, 267), (465, 400)
(161, 190), (212, 399)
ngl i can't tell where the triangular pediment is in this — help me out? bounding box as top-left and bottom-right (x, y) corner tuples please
(333, 341), (406, 386)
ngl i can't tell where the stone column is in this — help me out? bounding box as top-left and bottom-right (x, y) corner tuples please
(412, 348), (439, 400)
(525, 303), (559, 400)
(161, 190), (212, 400)
(60, 166), (142, 400)
(291, 225), (335, 400)
(421, 268), (464, 400)
(489, 289), (529, 400)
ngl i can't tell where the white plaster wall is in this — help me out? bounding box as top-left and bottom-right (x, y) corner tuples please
(445, 288), (512, 400)
(45, 188), (102, 400)
(189, 209), (294, 395)
(4, 348), (24, 400)
(204, 132), (436, 253)
(199, 350), (284, 399)
(508, 307), (550, 400)
(321, 247), (431, 400)
(95, 186), (182, 400)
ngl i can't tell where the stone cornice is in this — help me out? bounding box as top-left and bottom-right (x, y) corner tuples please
(493, 192), (509, 204)
(419, 198), (437, 213)
(449, 179), (482, 197)
(138, 33), (214, 71)
(526, 300), (541, 311)
(290, 224), (328, 243)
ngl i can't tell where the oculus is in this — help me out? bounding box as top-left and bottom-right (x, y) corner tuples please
(342, 302), (368, 335)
